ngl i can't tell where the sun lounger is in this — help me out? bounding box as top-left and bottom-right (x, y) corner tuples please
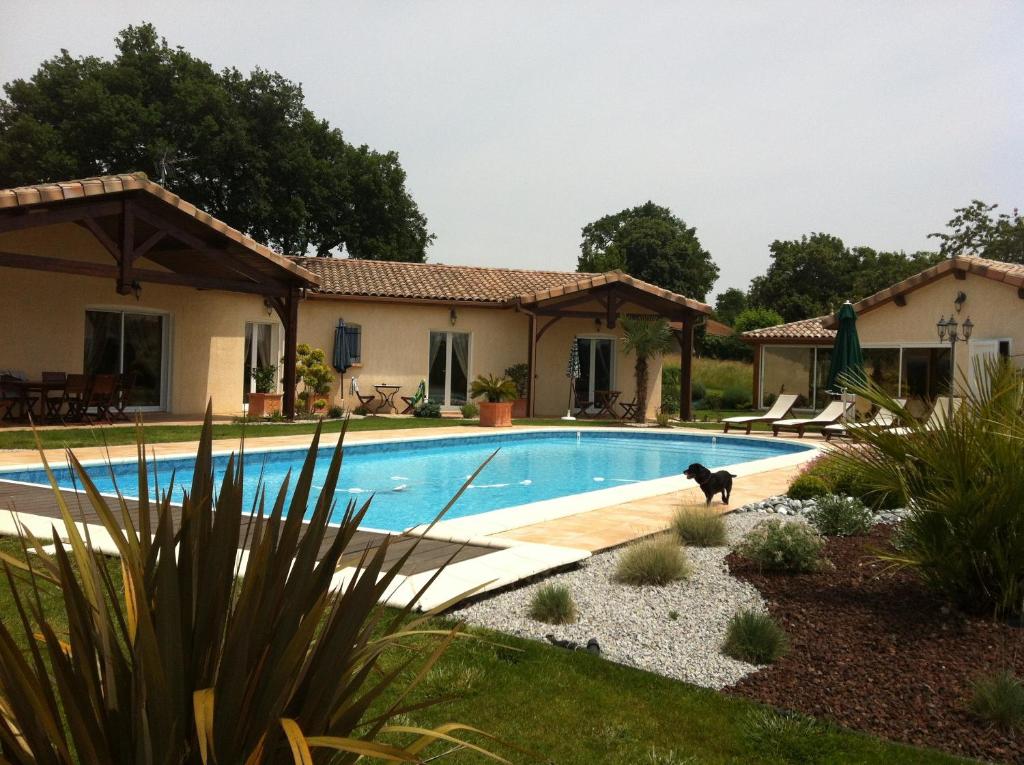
(887, 397), (961, 436)
(823, 399), (906, 441)
(771, 399), (854, 438)
(722, 394), (798, 434)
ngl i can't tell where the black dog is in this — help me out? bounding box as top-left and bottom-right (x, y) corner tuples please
(684, 463), (737, 505)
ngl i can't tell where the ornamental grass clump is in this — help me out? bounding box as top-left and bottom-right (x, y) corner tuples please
(671, 505), (727, 547)
(835, 357), (1024, 619)
(615, 536), (691, 586)
(0, 407), (506, 764)
(528, 583), (577, 624)
(969, 669), (1024, 733)
(722, 609), (789, 664)
(807, 494), (873, 537)
(736, 519), (824, 573)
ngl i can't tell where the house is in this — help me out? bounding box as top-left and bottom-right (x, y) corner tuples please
(0, 174), (711, 420)
(743, 256), (1024, 416)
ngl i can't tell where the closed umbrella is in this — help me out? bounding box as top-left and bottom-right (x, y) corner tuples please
(826, 302), (865, 419)
(563, 338), (581, 420)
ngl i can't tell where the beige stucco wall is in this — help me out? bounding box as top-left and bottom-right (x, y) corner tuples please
(0, 224), (275, 416)
(297, 297), (666, 419)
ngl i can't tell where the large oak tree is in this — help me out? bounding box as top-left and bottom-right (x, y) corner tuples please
(0, 24), (433, 261)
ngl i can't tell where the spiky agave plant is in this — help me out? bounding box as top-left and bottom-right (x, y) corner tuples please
(831, 357), (1024, 618)
(0, 406), (510, 763)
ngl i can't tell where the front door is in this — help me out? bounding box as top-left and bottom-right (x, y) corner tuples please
(84, 309), (167, 409)
(574, 337), (614, 407)
(428, 331), (470, 407)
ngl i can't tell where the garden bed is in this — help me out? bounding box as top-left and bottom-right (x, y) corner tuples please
(726, 526), (1024, 764)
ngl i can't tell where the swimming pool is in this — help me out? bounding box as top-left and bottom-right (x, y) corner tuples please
(1, 430), (813, 533)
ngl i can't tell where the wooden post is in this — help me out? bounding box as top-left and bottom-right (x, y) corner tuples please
(752, 343), (763, 409)
(676, 320), (694, 421)
(526, 312), (537, 418)
(117, 200), (134, 295)
(281, 287), (300, 419)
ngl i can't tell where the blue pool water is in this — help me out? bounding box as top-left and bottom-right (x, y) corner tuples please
(2, 431), (810, 532)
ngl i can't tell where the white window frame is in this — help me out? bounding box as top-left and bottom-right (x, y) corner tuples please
(84, 306), (171, 412)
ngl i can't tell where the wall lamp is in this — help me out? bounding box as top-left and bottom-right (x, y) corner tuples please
(449, 306), (458, 326)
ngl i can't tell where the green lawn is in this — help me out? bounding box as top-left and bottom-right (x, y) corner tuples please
(0, 538), (967, 764)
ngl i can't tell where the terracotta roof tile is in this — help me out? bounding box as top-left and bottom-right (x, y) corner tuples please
(743, 316), (835, 343)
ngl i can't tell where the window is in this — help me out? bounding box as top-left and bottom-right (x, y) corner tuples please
(999, 340), (1011, 358)
(244, 322), (277, 402)
(84, 309), (167, 409)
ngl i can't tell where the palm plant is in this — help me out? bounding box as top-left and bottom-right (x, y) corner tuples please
(470, 374), (518, 403)
(0, 407), (509, 763)
(833, 357), (1024, 618)
(621, 318), (674, 421)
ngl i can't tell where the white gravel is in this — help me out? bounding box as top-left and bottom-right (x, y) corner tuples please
(453, 513), (776, 689)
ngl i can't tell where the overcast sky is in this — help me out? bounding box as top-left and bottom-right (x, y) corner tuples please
(3, 2), (1022, 298)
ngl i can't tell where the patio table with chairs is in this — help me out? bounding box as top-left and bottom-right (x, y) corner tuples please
(0, 371), (136, 424)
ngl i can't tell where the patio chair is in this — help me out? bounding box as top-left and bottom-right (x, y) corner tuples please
(41, 371), (67, 421)
(400, 380), (427, 414)
(113, 372), (137, 421)
(771, 399), (854, 438)
(823, 398), (906, 441)
(573, 392), (592, 418)
(0, 374), (24, 420)
(722, 393), (798, 434)
(887, 396), (961, 436)
(60, 374), (93, 424)
(619, 397), (639, 420)
(349, 377), (377, 414)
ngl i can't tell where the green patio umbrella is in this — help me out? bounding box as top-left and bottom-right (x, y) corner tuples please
(825, 301), (866, 395)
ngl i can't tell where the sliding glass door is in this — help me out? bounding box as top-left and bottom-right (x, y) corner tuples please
(574, 337), (614, 405)
(84, 310), (166, 408)
(244, 322), (276, 403)
(428, 331), (469, 407)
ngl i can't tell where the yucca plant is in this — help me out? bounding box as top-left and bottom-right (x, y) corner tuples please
(833, 357), (1024, 618)
(0, 406), (509, 763)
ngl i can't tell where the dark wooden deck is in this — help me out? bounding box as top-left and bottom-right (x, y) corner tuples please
(0, 480), (493, 576)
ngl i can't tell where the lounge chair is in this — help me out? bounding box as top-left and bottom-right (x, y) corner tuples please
(401, 380), (427, 414)
(823, 398), (906, 441)
(771, 399), (854, 438)
(722, 393), (798, 434)
(887, 396), (961, 436)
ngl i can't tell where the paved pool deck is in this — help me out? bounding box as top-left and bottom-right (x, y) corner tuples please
(0, 423), (822, 608)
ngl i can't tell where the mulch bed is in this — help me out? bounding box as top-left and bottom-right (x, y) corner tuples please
(725, 526), (1024, 764)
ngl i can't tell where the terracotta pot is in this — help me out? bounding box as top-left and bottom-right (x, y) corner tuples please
(511, 398), (528, 418)
(248, 392), (282, 418)
(478, 401), (513, 427)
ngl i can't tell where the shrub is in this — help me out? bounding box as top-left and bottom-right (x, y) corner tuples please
(969, 669), (1024, 733)
(721, 384), (752, 410)
(660, 396), (680, 415)
(461, 402), (479, 418)
(690, 380), (706, 402)
(655, 410), (671, 428)
(787, 474), (830, 501)
(615, 536), (691, 586)
(414, 400), (442, 418)
(807, 494), (873, 536)
(0, 409), (496, 762)
(504, 363), (529, 399)
(736, 519), (824, 573)
(528, 583), (577, 624)
(671, 505), (727, 547)
(326, 404), (344, 419)
(841, 357), (1024, 617)
(723, 609), (789, 664)
(799, 453), (902, 510)
(702, 389), (724, 409)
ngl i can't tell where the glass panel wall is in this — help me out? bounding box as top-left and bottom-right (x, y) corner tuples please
(862, 348), (901, 396)
(84, 310), (165, 408)
(760, 346), (814, 409)
(901, 347), (951, 416)
(813, 348), (833, 409)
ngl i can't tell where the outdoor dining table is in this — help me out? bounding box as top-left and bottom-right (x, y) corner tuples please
(594, 389), (622, 419)
(374, 384), (401, 414)
(5, 380), (65, 419)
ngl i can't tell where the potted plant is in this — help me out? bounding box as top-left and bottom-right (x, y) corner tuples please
(505, 363), (530, 418)
(470, 374), (518, 427)
(248, 365), (282, 417)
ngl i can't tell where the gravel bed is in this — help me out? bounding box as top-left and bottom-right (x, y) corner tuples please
(453, 513), (778, 689)
(736, 494), (910, 525)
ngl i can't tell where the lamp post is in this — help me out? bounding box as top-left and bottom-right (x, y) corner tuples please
(936, 314), (973, 419)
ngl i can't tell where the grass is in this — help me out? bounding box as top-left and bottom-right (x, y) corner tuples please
(969, 669), (1024, 733)
(0, 538), (966, 764)
(722, 609), (789, 665)
(671, 505), (728, 547)
(666, 357), (754, 394)
(528, 583), (577, 624)
(0, 416), (614, 450)
(615, 536), (691, 586)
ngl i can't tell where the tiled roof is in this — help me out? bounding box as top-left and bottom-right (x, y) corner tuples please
(0, 173), (319, 287)
(294, 257), (713, 313)
(742, 316), (835, 343)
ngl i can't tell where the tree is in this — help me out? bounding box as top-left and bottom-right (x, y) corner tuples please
(0, 24), (433, 261)
(732, 307), (785, 334)
(714, 287), (748, 326)
(577, 202), (719, 300)
(929, 200), (1024, 264)
(702, 306), (784, 362)
(621, 317), (675, 421)
(747, 233), (941, 323)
